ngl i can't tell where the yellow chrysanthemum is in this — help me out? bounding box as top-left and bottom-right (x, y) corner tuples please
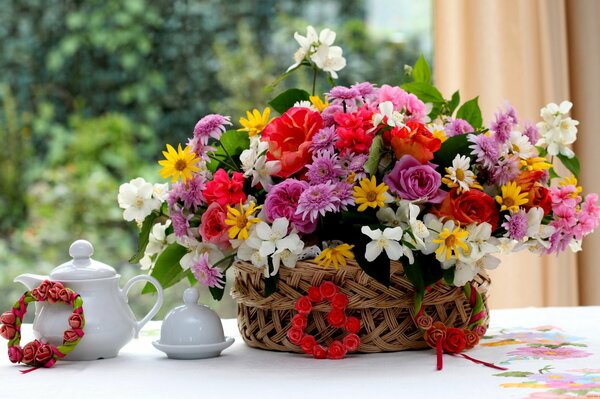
(225, 201), (262, 240)
(520, 157), (552, 171)
(315, 244), (355, 269)
(238, 108), (271, 137)
(495, 181), (529, 213)
(158, 144), (200, 183)
(309, 95), (329, 112)
(559, 175), (583, 197)
(432, 226), (470, 262)
(353, 176), (388, 212)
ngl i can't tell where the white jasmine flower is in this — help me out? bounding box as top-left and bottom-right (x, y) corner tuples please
(152, 183), (169, 202)
(310, 44), (346, 79)
(240, 137), (281, 190)
(118, 177), (161, 222)
(536, 100), (579, 157)
(361, 226), (405, 261)
(146, 220), (175, 255)
(293, 100), (317, 111)
(255, 218), (290, 257)
(454, 254), (501, 287)
(178, 236), (224, 270)
(371, 101), (405, 129)
(237, 235), (269, 275)
(272, 233), (304, 273)
(288, 25), (319, 71)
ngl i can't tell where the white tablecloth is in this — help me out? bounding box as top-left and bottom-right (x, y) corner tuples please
(2, 307), (599, 398)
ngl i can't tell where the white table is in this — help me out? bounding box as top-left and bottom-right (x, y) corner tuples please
(2, 307), (599, 398)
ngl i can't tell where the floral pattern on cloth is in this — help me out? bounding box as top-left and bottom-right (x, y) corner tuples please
(484, 326), (598, 398)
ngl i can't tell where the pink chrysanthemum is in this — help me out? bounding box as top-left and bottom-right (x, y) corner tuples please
(522, 121), (540, 145)
(490, 156), (520, 185)
(191, 253), (224, 288)
(193, 114), (232, 145)
(491, 103), (517, 144)
(339, 152), (368, 176)
(296, 182), (339, 222)
(321, 104), (344, 127)
(187, 135), (217, 160)
(311, 126), (337, 152)
(502, 210), (528, 240)
(171, 209), (192, 238)
(306, 149), (344, 184)
(331, 181), (355, 211)
(179, 175), (206, 210)
(327, 86), (361, 104)
(351, 82), (376, 97)
(469, 133), (499, 169)
(264, 179), (317, 234)
(444, 118), (473, 137)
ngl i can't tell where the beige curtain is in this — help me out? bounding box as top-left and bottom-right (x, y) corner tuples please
(434, 0), (600, 308)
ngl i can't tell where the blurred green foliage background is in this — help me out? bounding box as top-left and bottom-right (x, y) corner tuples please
(0, 0), (431, 319)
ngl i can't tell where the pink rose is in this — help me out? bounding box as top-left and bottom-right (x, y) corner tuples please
(0, 311), (15, 325)
(64, 329), (81, 343)
(8, 345), (23, 363)
(35, 344), (54, 364)
(343, 334), (361, 352)
(22, 340), (41, 364)
(327, 309), (347, 329)
(326, 340), (347, 359)
(68, 314), (84, 329)
(47, 286), (61, 304)
(0, 324), (16, 340)
(286, 327), (304, 345)
(199, 202), (231, 250)
(58, 289), (72, 304)
(31, 288), (46, 301)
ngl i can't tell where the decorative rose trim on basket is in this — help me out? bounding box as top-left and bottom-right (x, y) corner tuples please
(0, 280), (85, 373)
(287, 281), (361, 360)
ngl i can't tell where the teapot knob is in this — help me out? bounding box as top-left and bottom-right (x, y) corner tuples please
(69, 240), (94, 260)
(183, 287), (199, 306)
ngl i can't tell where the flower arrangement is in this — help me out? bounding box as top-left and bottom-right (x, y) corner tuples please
(119, 26), (599, 349)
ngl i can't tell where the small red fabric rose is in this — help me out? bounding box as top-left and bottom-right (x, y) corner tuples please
(300, 335), (316, 354)
(0, 312), (15, 325)
(8, 346), (23, 364)
(312, 345), (327, 359)
(327, 340), (348, 360)
(0, 324), (16, 340)
(307, 286), (323, 302)
(22, 340), (41, 364)
(345, 317), (361, 334)
(319, 281), (338, 299)
(294, 296), (312, 315)
(34, 344), (54, 364)
(327, 308), (347, 328)
(68, 314), (84, 329)
(291, 314), (307, 329)
(331, 293), (349, 309)
(443, 328), (467, 354)
(286, 327), (304, 345)
(343, 334), (361, 352)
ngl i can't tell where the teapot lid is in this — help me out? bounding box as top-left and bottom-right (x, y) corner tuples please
(50, 240), (117, 280)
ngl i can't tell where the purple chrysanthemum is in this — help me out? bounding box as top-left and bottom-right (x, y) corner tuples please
(468, 134), (499, 169)
(522, 121), (540, 145)
(264, 179), (317, 234)
(193, 114), (232, 145)
(327, 85), (361, 101)
(187, 136), (216, 160)
(179, 175), (206, 210)
(490, 103), (517, 144)
(444, 118), (474, 137)
(351, 82), (376, 97)
(502, 210), (528, 240)
(191, 253), (224, 288)
(338, 152), (368, 177)
(321, 104), (344, 127)
(296, 182), (340, 222)
(331, 181), (355, 211)
(171, 209), (192, 238)
(311, 126), (337, 152)
(306, 149), (344, 184)
(490, 156), (521, 185)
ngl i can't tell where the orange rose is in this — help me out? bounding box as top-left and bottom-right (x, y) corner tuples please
(433, 188), (500, 230)
(262, 107), (323, 178)
(385, 121), (441, 163)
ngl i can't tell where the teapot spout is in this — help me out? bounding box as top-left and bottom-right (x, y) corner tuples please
(14, 274), (47, 291)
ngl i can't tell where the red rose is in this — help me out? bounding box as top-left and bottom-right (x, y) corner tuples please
(345, 317), (361, 334)
(386, 121), (441, 163)
(443, 328), (467, 353)
(199, 202), (230, 249)
(300, 335), (316, 354)
(0, 324), (16, 340)
(307, 286), (323, 302)
(35, 344), (54, 364)
(203, 169), (247, 207)
(465, 330), (480, 350)
(0, 312), (15, 325)
(22, 340), (41, 364)
(64, 329), (81, 343)
(331, 293), (349, 310)
(327, 340), (347, 360)
(327, 308), (347, 328)
(334, 106), (375, 155)
(291, 314), (307, 330)
(433, 188), (500, 230)
(294, 296), (312, 315)
(312, 345), (327, 359)
(68, 314), (84, 329)
(319, 281), (338, 299)
(424, 321), (446, 349)
(8, 345), (23, 363)
(527, 185), (552, 215)
(343, 333), (361, 352)
(286, 327), (304, 345)
(262, 107), (323, 178)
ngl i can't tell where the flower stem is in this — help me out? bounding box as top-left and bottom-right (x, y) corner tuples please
(208, 154), (236, 171)
(219, 142), (240, 171)
(312, 66), (317, 96)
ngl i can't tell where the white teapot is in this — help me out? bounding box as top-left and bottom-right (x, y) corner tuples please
(14, 240), (163, 361)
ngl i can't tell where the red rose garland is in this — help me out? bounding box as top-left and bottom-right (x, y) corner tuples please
(287, 281), (361, 360)
(1, 280), (85, 372)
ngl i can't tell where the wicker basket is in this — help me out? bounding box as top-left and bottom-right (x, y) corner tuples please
(231, 258), (490, 353)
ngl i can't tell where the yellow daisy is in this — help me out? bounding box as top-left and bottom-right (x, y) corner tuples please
(309, 95), (329, 112)
(432, 226), (470, 262)
(315, 244), (355, 269)
(238, 108), (271, 137)
(158, 144), (200, 183)
(495, 181), (529, 213)
(520, 157), (552, 171)
(429, 124), (447, 143)
(353, 176), (389, 212)
(225, 201), (262, 240)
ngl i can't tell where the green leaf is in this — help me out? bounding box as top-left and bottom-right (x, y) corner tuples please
(129, 210), (161, 263)
(557, 153), (580, 178)
(442, 266), (455, 285)
(548, 167), (560, 180)
(209, 274), (227, 301)
(142, 243), (188, 294)
(401, 82), (444, 104)
(364, 135), (384, 175)
(448, 90), (460, 115)
(206, 129), (250, 172)
(412, 55), (431, 84)
(432, 133), (477, 170)
(494, 371), (533, 378)
(403, 262), (424, 293)
(456, 96), (483, 128)
(264, 260), (279, 297)
(536, 146), (548, 157)
(268, 88), (310, 114)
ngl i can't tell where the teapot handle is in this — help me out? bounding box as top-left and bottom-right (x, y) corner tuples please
(122, 275), (164, 338)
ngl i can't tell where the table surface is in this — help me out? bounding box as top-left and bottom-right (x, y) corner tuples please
(2, 307), (600, 399)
